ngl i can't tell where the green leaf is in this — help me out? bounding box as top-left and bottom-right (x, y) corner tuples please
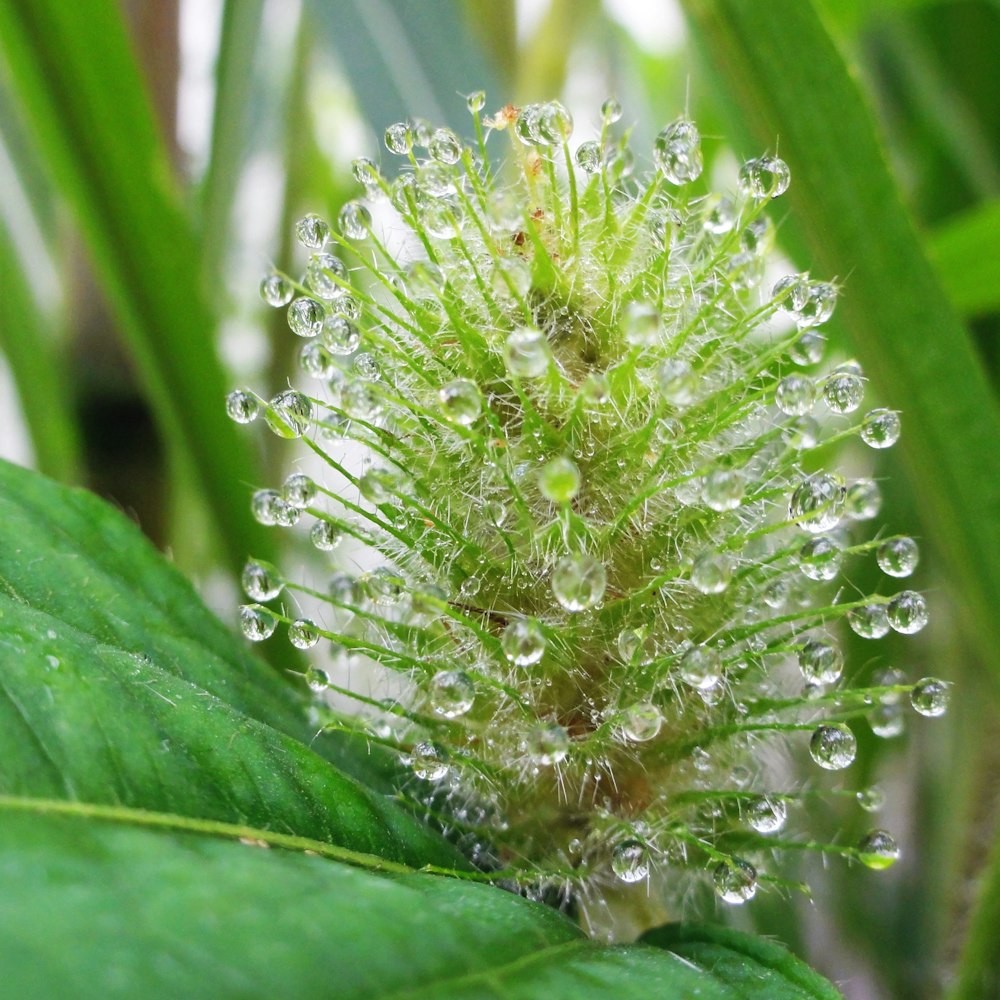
(930, 199), (1000, 318)
(308, 0), (501, 141)
(0, 218), (82, 483)
(680, 0), (1000, 679)
(642, 923), (844, 999)
(0, 805), (843, 999)
(0, 458), (462, 869)
(0, 0), (270, 574)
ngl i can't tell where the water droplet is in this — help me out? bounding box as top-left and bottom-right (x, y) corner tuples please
(430, 670), (475, 717)
(295, 213), (330, 249)
(848, 603), (891, 639)
(305, 666), (330, 692)
(703, 468), (745, 512)
(260, 273), (293, 307)
(466, 90), (486, 113)
(739, 156), (791, 200)
(241, 559), (283, 601)
(703, 196), (735, 235)
(611, 839), (649, 883)
(410, 741), (448, 780)
(746, 796), (787, 834)
(796, 281), (838, 329)
(305, 252), (347, 300)
(799, 638), (844, 684)
(857, 830), (899, 870)
(310, 520), (342, 551)
(911, 677), (949, 717)
(251, 489), (282, 525)
(789, 472), (845, 533)
(538, 101), (573, 143)
(783, 416), (819, 450)
(789, 330), (826, 366)
(822, 370), (864, 414)
(265, 390), (313, 438)
(501, 618), (546, 666)
(809, 723), (857, 769)
(861, 408), (901, 449)
(353, 353), (381, 381)
(365, 566), (404, 606)
(288, 618), (320, 649)
(323, 315), (362, 355)
(384, 122), (413, 154)
(877, 537), (919, 578)
(504, 326), (549, 377)
(428, 127), (462, 164)
(870, 703), (905, 739)
(714, 858), (758, 904)
(601, 97), (623, 124)
(329, 572), (359, 607)
(226, 389), (259, 424)
(654, 118), (703, 184)
(299, 341), (336, 380)
(439, 379), (482, 425)
(619, 702), (662, 742)
(690, 552), (732, 594)
(527, 721), (570, 765)
(775, 375), (816, 416)
(575, 140), (602, 173)
(844, 479), (881, 521)
(657, 359), (697, 405)
(679, 644), (723, 691)
(282, 473), (316, 508)
(240, 604), (277, 641)
(287, 297), (325, 338)
(514, 103), (544, 145)
(798, 536), (842, 581)
(623, 302), (660, 347)
(888, 590), (928, 634)
(539, 457), (580, 503)
(617, 627), (656, 665)
(551, 553), (606, 612)
(857, 786), (886, 812)
(339, 201), (371, 239)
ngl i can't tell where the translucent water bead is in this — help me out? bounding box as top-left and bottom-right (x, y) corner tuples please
(240, 604), (277, 641)
(288, 619), (320, 649)
(306, 253), (347, 299)
(504, 326), (550, 377)
(809, 723), (857, 769)
(339, 201), (372, 239)
(798, 638), (844, 684)
(429, 128), (462, 164)
(409, 741), (448, 781)
(283, 473), (316, 508)
(845, 479), (882, 521)
(264, 390), (313, 438)
(430, 670), (475, 718)
(822, 370), (865, 414)
(619, 702), (663, 742)
(746, 796), (787, 834)
(288, 297), (325, 338)
(611, 839), (649, 883)
(654, 119), (703, 184)
(384, 122), (413, 154)
(775, 375), (816, 416)
(241, 559), (283, 601)
(856, 830), (899, 870)
(226, 389), (259, 424)
(848, 603), (891, 639)
(861, 408), (902, 449)
(501, 618), (546, 666)
(911, 677), (950, 717)
(714, 858), (758, 904)
(679, 644), (723, 691)
(310, 520), (342, 552)
(878, 537), (919, 577)
(798, 536), (842, 581)
(295, 213), (330, 249)
(439, 380), (482, 425)
(575, 140), (602, 174)
(527, 722), (570, 765)
(690, 552), (732, 594)
(888, 591), (929, 634)
(539, 457), (581, 503)
(551, 553), (606, 612)
(738, 156), (791, 200)
(260, 273), (293, 307)
(788, 472), (845, 532)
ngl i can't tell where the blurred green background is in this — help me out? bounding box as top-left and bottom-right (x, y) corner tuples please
(1, 2), (999, 997)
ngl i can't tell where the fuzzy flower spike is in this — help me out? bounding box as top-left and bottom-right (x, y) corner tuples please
(229, 94), (949, 932)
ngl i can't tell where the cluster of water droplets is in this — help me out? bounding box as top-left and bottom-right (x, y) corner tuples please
(226, 94), (946, 928)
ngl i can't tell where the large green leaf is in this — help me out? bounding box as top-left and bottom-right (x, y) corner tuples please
(930, 199), (1000, 318)
(0, 0), (270, 573)
(309, 0), (501, 144)
(0, 458), (461, 869)
(0, 805), (843, 999)
(680, 0), (1000, 680)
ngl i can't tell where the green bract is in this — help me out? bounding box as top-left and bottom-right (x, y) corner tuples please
(231, 97), (944, 932)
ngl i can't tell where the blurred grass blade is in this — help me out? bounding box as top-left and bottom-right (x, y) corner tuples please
(199, 0), (265, 284)
(930, 199), (1000, 319)
(680, 0), (1000, 678)
(0, 217), (82, 483)
(0, 0), (271, 573)
(308, 0), (500, 140)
